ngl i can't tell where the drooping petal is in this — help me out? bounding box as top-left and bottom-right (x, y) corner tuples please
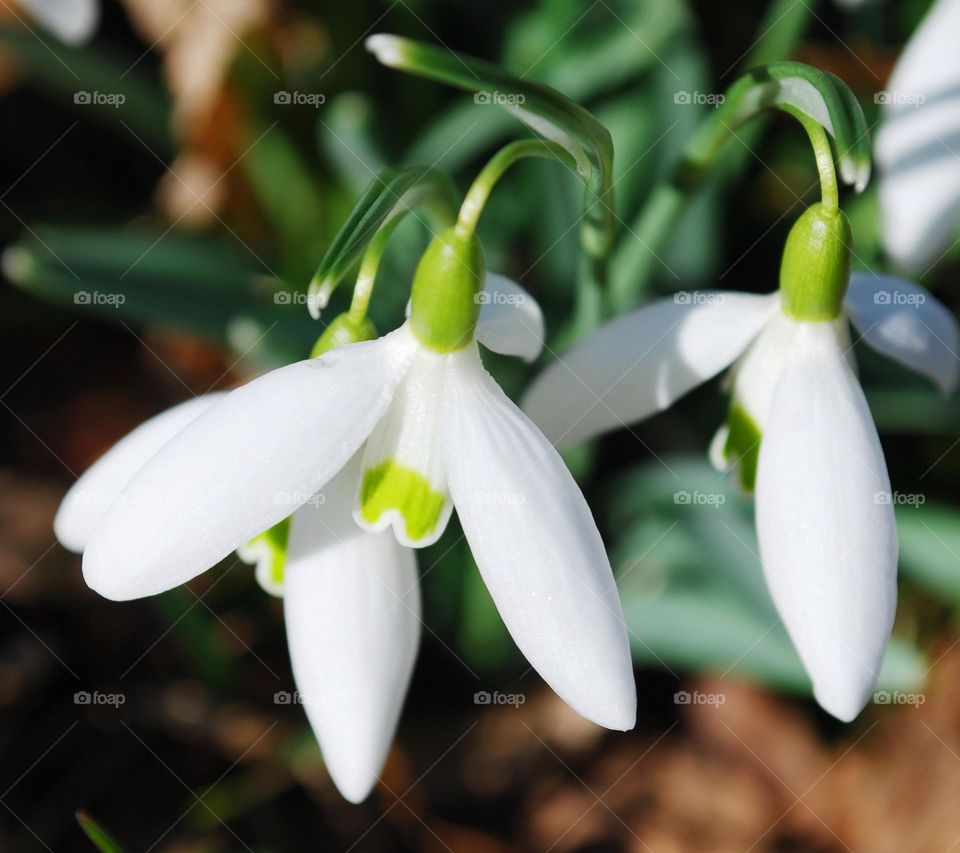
(284, 459), (420, 804)
(355, 339), (453, 547)
(756, 322), (898, 722)
(522, 291), (778, 447)
(475, 273), (545, 363)
(54, 393), (225, 553)
(845, 271), (960, 393)
(83, 328), (417, 601)
(875, 0), (960, 271)
(19, 0), (98, 44)
(442, 345), (636, 730)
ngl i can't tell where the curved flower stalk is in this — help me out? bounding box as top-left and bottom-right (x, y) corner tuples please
(875, 0), (960, 271)
(17, 0), (98, 45)
(524, 200), (960, 722)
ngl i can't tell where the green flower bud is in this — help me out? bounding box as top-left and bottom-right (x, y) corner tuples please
(310, 312), (378, 358)
(409, 226), (486, 353)
(779, 202), (852, 322)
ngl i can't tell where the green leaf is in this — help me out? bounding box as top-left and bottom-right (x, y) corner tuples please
(4, 226), (317, 364)
(307, 166), (457, 316)
(366, 34), (615, 261)
(76, 811), (124, 853)
(898, 501), (960, 605)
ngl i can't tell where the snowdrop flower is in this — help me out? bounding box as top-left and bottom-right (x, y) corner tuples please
(876, 0), (960, 271)
(17, 0), (98, 45)
(525, 202), (960, 721)
(55, 384), (420, 804)
(73, 231), (636, 747)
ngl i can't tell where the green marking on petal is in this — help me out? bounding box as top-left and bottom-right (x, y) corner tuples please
(724, 402), (762, 494)
(245, 517), (290, 592)
(360, 460), (446, 542)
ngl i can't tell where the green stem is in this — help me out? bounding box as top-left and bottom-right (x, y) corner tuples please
(789, 109), (839, 213)
(348, 217), (403, 324)
(456, 139), (577, 235)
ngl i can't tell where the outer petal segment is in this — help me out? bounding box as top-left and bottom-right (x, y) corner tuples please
(442, 345), (636, 730)
(845, 271), (960, 394)
(756, 322), (898, 722)
(84, 329), (416, 601)
(475, 273), (545, 363)
(54, 393), (225, 553)
(284, 459), (420, 804)
(522, 292), (778, 447)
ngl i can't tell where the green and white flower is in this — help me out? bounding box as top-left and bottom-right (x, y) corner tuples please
(67, 236), (636, 758)
(524, 203), (960, 721)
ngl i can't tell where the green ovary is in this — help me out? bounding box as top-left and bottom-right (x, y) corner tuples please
(724, 402), (762, 494)
(360, 461), (447, 542)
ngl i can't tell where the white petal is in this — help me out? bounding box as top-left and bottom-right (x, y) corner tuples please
(875, 0), (960, 270)
(20, 0), (98, 44)
(756, 322), (898, 722)
(83, 328), (417, 601)
(355, 341), (454, 547)
(54, 394), (225, 553)
(284, 459), (420, 804)
(475, 273), (545, 363)
(523, 291), (778, 447)
(845, 271), (960, 393)
(442, 346), (636, 730)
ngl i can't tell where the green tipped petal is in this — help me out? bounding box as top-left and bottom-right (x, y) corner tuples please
(359, 461), (448, 545)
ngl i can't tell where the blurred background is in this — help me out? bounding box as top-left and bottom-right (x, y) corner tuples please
(1, 0), (959, 849)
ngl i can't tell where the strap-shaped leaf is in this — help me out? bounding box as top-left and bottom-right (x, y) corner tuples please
(682, 61), (871, 192)
(307, 165), (456, 318)
(366, 34), (615, 260)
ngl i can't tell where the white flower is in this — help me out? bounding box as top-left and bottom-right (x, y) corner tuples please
(17, 0), (98, 45)
(524, 269), (959, 721)
(876, 0), (960, 271)
(60, 268), (635, 800)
